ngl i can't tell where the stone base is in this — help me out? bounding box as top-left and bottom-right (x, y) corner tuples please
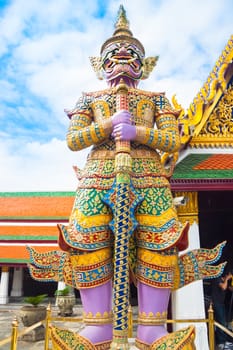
(129, 338), (137, 349)
(20, 325), (45, 342)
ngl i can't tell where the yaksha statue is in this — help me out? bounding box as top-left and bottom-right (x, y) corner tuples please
(28, 5), (225, 350)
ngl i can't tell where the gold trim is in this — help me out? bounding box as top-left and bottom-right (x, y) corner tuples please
(89, 148), (162, 160)
(178, 35), (233, 147)
(138, 311), (167, 325)
(83, 311), (113, 325)
(136, 207), (179, 227)
(151, 325), (196, 350)
(95, 341), (112, 350)
(135, 126), (146, 142)
(69, 209), (111, 228)
(50, 325), (96, 350)
(190, 135), (233, 148)
(70, 248), (111, 267)
(174, 191), (198, 225)
(138, 248), (177, 267)
(101, 119), (113, 135)
(1, 266), (9, 273)
(135, 338), (150, 350)
(110, 329), (129, 349)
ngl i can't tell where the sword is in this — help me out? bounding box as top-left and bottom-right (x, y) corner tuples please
(104, 80), (143, 349)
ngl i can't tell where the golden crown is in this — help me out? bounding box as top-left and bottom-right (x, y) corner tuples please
(100, 5), (145, 56)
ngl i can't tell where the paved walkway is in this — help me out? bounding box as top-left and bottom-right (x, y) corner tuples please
(1, 302), (227, 350)
(0, 302), (138, 350)
(0, 303), (43, 349)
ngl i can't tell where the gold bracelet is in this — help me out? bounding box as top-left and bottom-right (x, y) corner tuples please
(83, 311), (113, 325)
(135, 126), (146, 142)
(138, 311), (167, 326)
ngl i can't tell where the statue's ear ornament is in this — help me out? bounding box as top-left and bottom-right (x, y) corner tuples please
(89, 56), (104, 80)
(141, 56), (159, 80)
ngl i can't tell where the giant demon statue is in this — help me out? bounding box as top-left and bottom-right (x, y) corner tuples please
(28, 5), (225, 350)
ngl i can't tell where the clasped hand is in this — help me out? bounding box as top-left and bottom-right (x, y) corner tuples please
(111, 110), (136, 141)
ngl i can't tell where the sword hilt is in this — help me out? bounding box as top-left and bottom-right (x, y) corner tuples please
(115, 81), (132, 175)
(115, 81), (130, 155)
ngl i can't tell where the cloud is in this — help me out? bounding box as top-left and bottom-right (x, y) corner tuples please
(1, 0), (233, 191)
(0, 137), (89, 191)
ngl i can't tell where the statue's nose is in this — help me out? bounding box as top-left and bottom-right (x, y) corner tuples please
(118, 46), (128, 55)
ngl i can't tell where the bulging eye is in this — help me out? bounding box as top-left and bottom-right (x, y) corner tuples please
(127, 49), (134, 55)
(111, 49), (118, 56)
(127, 49), (138, 58)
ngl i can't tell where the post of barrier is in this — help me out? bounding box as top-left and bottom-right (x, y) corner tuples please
(128, 304), (133, 338)
(44, 304), (52, 350)
(10, 317), (18, 350)
(208, 302), (215, 350)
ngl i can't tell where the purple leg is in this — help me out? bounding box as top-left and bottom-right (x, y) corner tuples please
(137, 280), (170, 344)
(79, 280), (113, 343)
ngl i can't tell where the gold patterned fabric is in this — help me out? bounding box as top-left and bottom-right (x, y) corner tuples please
(135, 326), (196, 350)
(151, 326), (196, 350)
(174, 241), (226, 290)
(50, 326), (112, 350)
(62, 87), (183, 254)
(50, 326), (96, 350)
(135, 241), (226, 289)
(136, 248), (178, 289)
(27, 237), (225, 290)
(29, 84), (220, 291)
(27, 246), (113, 289)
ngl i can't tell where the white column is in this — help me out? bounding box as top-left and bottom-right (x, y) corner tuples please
(57, 281), (66, 290)
(172, 222), (209, 350)
(10, 267), (23, 297)
(55, 281), (67, 305)
(56, 281), (74, 295)
(0, 266), (10, 304)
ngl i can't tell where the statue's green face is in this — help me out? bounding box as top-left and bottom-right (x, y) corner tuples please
(101, 41), (144, 86)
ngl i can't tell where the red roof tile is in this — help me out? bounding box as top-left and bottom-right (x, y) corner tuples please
(193, 154), (233, 170)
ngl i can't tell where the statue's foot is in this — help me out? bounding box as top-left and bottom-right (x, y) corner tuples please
(135, 326), (195, 350)
(136, 325), (167, 345)
(79, 324), (112, 344)
(50, 324), (112, 350)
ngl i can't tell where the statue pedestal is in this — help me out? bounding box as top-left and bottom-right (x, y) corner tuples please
(20, 325), (45, 342)
(129, 339), (137, 349)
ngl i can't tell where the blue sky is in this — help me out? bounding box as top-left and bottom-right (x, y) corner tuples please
(0, 0), (232, 191)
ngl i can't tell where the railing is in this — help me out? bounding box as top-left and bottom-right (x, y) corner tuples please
(0, 303), (232, 350)
(0, 317), (45, 349)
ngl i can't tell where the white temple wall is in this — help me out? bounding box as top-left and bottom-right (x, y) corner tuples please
(172, 221), (209, 350)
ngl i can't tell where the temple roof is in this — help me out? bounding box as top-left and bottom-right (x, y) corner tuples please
(171, 153), (233, 190)
(178, 35), (233, 148)
(0, 245), (60, 266)
(0, 192), (73, 266)
(0, 225), (59, 242)
(172, 35), (233, 189)
(0, 191), (74, 221)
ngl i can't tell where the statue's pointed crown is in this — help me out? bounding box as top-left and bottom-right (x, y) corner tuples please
(100, 5), (145, 56)
(113, 4), (132, 37)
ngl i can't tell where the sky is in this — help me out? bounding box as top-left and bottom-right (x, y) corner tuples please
(0, 0), (232, 191)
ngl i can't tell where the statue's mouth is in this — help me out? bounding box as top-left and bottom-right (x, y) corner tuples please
(104, 54), (140, 68)
(103, 54), (142, 82)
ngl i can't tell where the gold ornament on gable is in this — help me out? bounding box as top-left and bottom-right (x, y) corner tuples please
(176, 35), (233, 147)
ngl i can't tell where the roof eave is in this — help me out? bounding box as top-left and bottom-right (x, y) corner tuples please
(171, 178), (233, 191)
